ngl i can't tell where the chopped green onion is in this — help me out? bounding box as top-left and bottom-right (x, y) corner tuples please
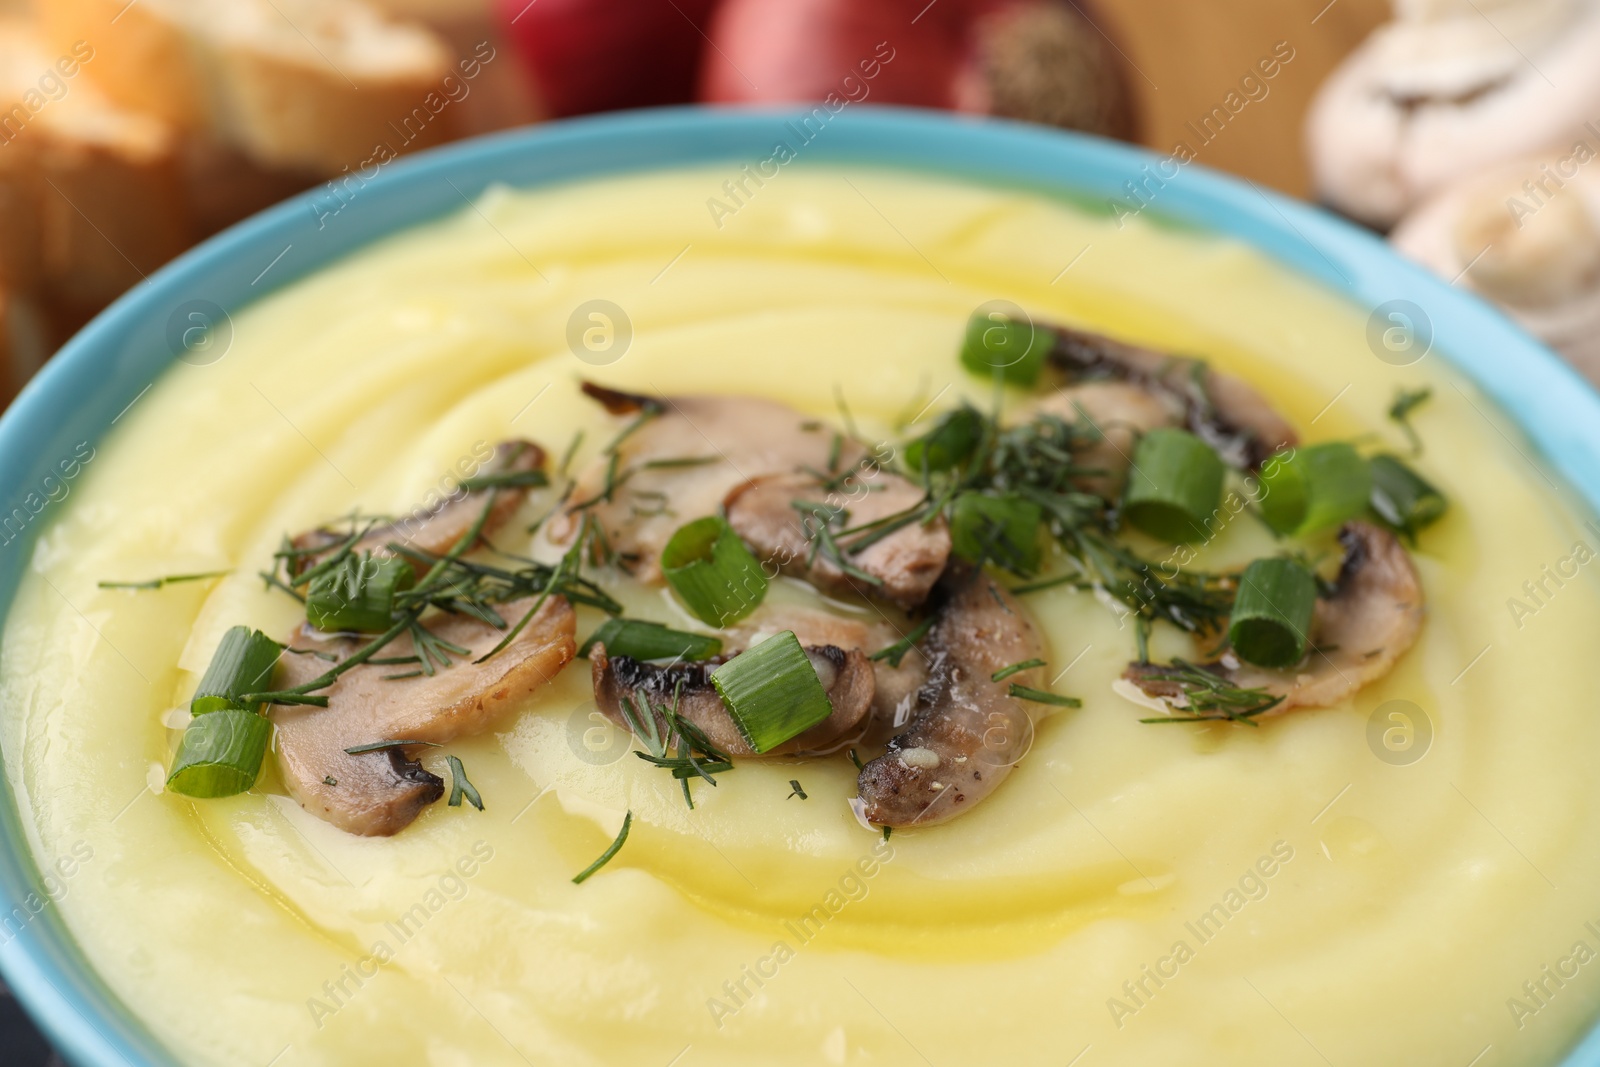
(166, 709), (271, 798)
(579, 618), (723, 662)
(305, 553), (415, 634)
(1257, 443), (1373, 537)
(1369, 454), (1447, 538)
(950, 492), (1042, 574)
(191, 626), (283, 715)
(903, 406), (982, 473)
(1008, 684), (1081, 707)
(992, 658), (1046, 683)
(660, 516), (767, 627)
(868, 616), (936, 668)
(710, 631), (833, 754)
(572, 811), (632, 884)
(446, 755), (484, 811)
(959, 312), (1056, 387)
(1122, 428), (1225, 543)
(1229, 558), (1317, 668)
(787, 780), (807, 800)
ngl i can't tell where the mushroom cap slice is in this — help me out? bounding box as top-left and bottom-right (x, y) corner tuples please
(591, 641), (874, 758)
(290, 439), (546, 577)
(1125, 521), (1425, 714)
(1036, 380), (1174, 499)
(856, 565), (1047, 828)
(550, 384), (849, 582)
(1048, 325), (1296, 470)
(272, 595), (577, 836)
(724, 470), (951, 609)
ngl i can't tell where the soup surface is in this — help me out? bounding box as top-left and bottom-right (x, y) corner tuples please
(4, 166), (1600, 1067)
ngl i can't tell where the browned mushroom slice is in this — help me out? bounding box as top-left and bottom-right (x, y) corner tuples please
(1036, 381), (1174, 499)
(1124, 521), (1425, 714)
(549, 383), (852, 581)
(724, 471), (950, 609)
(855, 565), (1048, 828)
(591, 640), (874, 758)
(290, 439), (546, 578)
(1049, 324), (1297, 469)
(271, 595), (576, 836)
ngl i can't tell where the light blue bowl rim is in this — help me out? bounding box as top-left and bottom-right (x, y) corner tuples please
(0, 104), (1596, 1067)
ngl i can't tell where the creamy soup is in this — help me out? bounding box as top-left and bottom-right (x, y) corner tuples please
(4, 166), (1600, 1067)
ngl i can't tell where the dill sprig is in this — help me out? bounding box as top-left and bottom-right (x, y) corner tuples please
(1131, 660), (1284, 725)
(245, 485), (620, 706)
(98, 570), (231, 591)
(619, 681), (734, 809)
(895, 405), (1237, 659)
(1389, 386), (1432, 456)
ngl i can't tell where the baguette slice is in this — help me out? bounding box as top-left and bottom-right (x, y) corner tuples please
(0, 19), (190, 312)
(40, 0), (454, 174)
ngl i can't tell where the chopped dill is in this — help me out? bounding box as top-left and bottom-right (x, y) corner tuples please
(991, 658), (1046, 683)
(868, 616), (935, 668)
(446, 755), (484, 811)
(1389, 386), (1432, 455)
(787, 779), (808, 800)
(573, 811), (632, 884)
(619, 681), (734, 809)
(1131, 660), (1284, 725)
(1008, 684), (1081, 707)
(98, 570), (231, 591)
(344, 740), (443, 755)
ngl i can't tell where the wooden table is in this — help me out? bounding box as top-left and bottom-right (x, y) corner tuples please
(1098, 0), (1390, 199)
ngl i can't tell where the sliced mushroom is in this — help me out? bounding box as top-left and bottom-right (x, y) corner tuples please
(1046, 324), (1297, 470)
(591, 639), (875, 757)
(855, 565), (1048, 828)
(290, 439), (546, 577)
(550, 384), (850, 581)
(272, 595), (577, 836)
(724, 470), (951, 608)
(1125, 521), (1425, 714)
(1036, 380), (1173, 499)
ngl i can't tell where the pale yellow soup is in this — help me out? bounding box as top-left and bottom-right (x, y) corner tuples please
(4, 166), (1599, 1067)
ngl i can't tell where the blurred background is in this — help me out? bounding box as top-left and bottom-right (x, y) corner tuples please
(3, 0), (1600, 1050)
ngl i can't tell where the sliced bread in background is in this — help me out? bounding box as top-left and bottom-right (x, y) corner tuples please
(363, 0), (541, 134)
(38, 0), (456, 174)
(0, 18), (189, 326)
